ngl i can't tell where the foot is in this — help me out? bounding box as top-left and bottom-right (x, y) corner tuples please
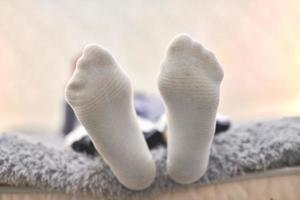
(65, 44), (156, 190)
(158, 34), (224, 184)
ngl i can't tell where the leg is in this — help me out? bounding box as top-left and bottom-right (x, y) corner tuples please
(158, 34), (224, 184)
(65, 44), (156, 190)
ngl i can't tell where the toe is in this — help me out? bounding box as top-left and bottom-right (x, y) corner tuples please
(66, 74), (87, 91)
(191, 41), (221, 67)
(76, 56), (90, 70)
(80, 44), (116, 67)
(83, 44), (108, 58)
(197, 48), (224, 82)
(191, 40), (215, 59)
(191, 40), (205, 53)
(64, 72), (87, 103)
(167, 33), (193, 53)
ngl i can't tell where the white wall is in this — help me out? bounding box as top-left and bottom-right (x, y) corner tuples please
(0, 0), (300, 133)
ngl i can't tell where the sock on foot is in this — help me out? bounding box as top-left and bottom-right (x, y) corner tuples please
(158, 34), (224, 184)
(65, 44), (156, 190)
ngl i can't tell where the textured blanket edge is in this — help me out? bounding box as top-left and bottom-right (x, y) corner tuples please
(1, 117), (300, 199)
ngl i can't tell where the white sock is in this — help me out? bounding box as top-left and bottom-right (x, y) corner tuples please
(65, 44), (156, 190)
(158, 34), (224, 184)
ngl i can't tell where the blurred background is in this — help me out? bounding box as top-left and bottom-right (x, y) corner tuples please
(0, 0), (299, 134)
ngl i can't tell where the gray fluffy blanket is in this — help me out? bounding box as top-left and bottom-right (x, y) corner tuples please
(1, 117), (300, 199)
